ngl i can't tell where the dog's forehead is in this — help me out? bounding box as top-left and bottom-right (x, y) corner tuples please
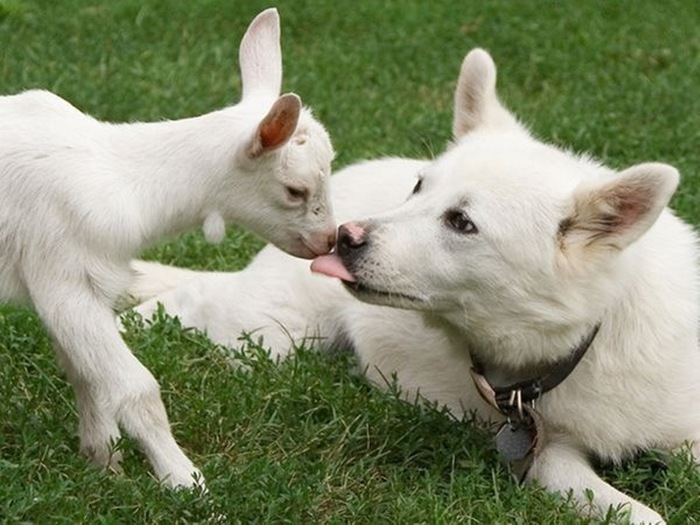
(433, 134), (588, 198)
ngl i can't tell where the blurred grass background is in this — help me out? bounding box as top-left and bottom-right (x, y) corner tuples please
(1, 0), (700, 522)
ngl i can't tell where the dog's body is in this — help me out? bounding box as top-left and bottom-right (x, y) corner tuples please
(0, 8), (334, 488)
(129, 49), (700, 521)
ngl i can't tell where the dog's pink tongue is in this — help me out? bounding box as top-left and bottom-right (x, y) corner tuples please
(311, 253), (356, 282)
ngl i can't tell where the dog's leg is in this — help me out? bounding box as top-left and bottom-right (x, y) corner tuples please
(31, 280), (204, 489)
(527, 442), (665, 524)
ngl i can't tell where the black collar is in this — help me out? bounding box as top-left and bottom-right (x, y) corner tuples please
(470, 323), (601, 416)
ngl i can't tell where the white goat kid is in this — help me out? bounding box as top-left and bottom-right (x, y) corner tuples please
(0, 8), (334, 489)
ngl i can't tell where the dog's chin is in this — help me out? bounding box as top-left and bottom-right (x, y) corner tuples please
(342, 281), (426, 310)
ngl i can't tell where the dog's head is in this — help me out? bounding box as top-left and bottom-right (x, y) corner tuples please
(312, 49), (679, 339)
(207, 8), (336, 259)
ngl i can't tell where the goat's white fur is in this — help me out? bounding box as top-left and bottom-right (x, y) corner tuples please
(0, 8), (335, 488)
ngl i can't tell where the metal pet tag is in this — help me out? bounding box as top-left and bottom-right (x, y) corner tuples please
(495, 421), (536, 462)
(494, 405), (545, 482)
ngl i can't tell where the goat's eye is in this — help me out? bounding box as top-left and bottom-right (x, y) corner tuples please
(285, 185), (308, 201)
(444, 209), (477, 234)
(412, 178), (423, 195)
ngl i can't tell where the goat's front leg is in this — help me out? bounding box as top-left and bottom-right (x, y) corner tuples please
(62, 363), (124, 472)
(526, 441), (664, 524)
(30, 279), (205, 489)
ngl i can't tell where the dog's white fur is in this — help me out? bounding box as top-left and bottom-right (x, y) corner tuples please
(128, 49), (700, 521)
(0, 8), (335, 488)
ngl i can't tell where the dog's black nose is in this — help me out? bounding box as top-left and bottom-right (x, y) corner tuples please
(337, 222), (368, 258)
(338, 222), (366, 247)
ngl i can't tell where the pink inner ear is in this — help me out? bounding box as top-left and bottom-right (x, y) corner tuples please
(260, 110), (289, 149)
(563, 183), (657, 249)
(608, 186), (653, 231)
(259, 105), (298, 151)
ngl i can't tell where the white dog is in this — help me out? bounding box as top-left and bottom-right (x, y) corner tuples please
(0, 8), (335, 489)
(129, 49), (699, 522)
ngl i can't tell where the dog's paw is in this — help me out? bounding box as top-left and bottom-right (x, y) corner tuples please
(623, 502), (666, 525)
(160, 465), (207, 492)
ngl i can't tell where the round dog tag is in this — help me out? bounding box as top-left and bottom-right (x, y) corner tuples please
(494, 405), (544, 483)
(495, 421), (536, 462)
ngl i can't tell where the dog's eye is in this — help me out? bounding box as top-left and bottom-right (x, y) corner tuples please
(285, 185), (308, 202)
(412, 178), (423, 195)
(444, 209), (477, 234)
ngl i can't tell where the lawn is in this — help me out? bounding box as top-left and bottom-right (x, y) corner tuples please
(2, 0), (700, 523)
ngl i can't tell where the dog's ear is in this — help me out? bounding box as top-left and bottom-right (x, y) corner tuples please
(245, 93), (301, 158)
(561, 163), (679, 251)
(452, 48), (525, 139)
(239, 8), (282, 100)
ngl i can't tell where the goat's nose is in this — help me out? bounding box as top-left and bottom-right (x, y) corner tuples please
(338, 222), (367, 251)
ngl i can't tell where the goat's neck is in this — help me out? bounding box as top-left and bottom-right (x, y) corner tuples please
(108, 105), (261, 247)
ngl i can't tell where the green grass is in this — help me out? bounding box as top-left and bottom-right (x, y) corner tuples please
(2, 0), (700, 523)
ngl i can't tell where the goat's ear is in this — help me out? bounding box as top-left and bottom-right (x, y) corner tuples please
(246, 93), (301, 158)
(452, 48), (525, 139)
(239, 8), (282, 100)
(560, 163), (679, 251)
